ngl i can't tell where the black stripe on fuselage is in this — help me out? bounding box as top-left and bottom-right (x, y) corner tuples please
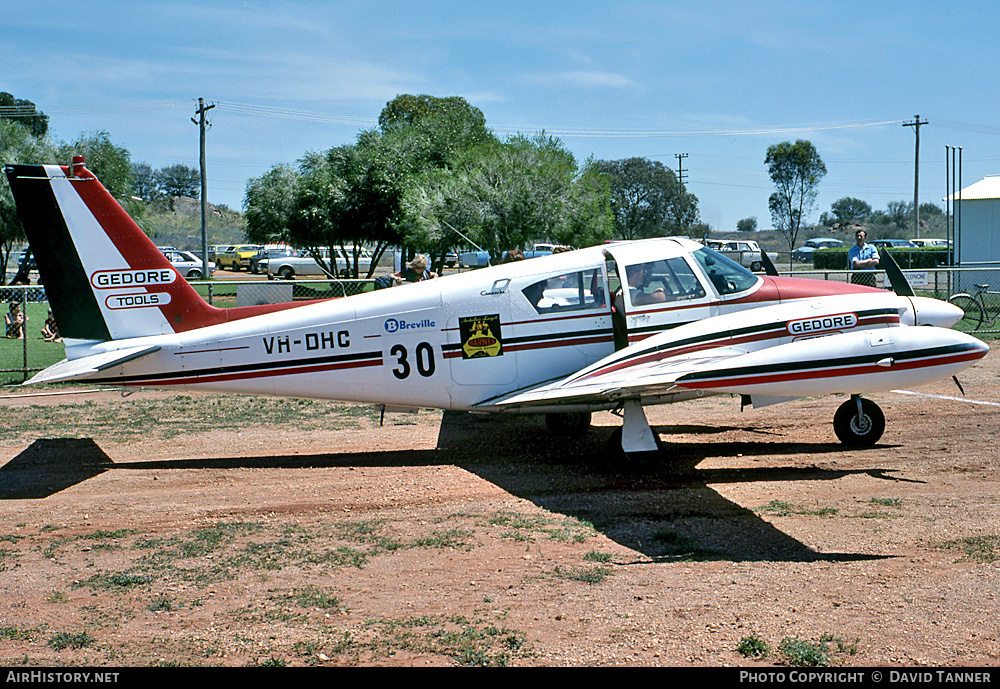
(677, 342), (977, 384)
(83, 349), (384, 385)
(4, 166), (111, 341)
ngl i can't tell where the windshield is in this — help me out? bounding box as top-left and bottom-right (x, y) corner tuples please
(691, 247), (759, 296)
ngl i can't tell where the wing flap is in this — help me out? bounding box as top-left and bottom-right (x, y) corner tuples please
(26, 345), (161, 385)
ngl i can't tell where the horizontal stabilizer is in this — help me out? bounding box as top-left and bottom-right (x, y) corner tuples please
(26, 345), (161, 385)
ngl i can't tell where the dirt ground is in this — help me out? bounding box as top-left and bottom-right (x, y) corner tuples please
(0, 346), (998, 667)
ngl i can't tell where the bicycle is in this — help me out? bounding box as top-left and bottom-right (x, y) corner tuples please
(948, 283), (1000, 331)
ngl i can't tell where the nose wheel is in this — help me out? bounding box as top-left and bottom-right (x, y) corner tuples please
(833, 396), (885, 447)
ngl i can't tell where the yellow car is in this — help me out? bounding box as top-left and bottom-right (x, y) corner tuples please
(215, 244), (262, 271)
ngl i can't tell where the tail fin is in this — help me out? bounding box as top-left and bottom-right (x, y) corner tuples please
(4, 157), (302, 343)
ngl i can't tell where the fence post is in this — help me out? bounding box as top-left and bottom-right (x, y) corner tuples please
(20, 287), (28, 383)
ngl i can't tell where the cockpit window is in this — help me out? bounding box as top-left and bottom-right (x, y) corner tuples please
(522, 268), (604, 313)
(691, 247), (758, 295)
(619, 257), (706, 306)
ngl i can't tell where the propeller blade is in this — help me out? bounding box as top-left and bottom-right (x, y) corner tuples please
(760, 249), (779, 277)
(878, 248), (915, 296)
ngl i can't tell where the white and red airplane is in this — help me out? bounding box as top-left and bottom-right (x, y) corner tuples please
(5, 158), (988, 459)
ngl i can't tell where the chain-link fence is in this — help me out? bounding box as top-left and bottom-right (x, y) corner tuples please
(3, 269), (997, 385)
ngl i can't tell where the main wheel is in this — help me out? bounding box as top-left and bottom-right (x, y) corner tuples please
(948, 294), (983, 332)
(544, 412), (592, 437)
(833, 398), (885, 447)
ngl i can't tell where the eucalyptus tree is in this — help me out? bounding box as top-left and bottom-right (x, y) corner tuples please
(766, 140), (826, 252)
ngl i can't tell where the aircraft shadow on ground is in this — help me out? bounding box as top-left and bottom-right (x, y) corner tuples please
(2, 412), (909, 563)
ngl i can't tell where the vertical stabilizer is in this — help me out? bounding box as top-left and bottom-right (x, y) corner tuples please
(5, 158), (229, 341)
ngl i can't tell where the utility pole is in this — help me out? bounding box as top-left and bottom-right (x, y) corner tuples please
(192, 98), (216, 278)
(903, 115), (928, 239)
(675, 153), (688, 190)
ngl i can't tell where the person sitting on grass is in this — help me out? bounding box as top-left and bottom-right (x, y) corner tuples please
(41, 309), (61, 343)
(5, 302), (26, 339)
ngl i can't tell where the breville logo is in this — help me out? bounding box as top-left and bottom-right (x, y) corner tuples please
(384, 317), (436, 333)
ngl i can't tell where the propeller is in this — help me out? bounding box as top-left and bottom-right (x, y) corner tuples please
(877, 248), (915, 297)
(759, 249), (779, 277)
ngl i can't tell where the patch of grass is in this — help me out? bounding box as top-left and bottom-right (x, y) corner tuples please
(0, 394), (382, 442)
(582, 550), (612, 563)
(48, 630), (95, 651)
(778, 636), (830, 667)
(283, 586), (342, 612)
(870, 497), (902, 507)
(411, 529), (474, 551)
(936, 535), (1000, 563)
(756, 500), (839, 517)
(736, 634), (771, 658)
(73, 571), (151, 590)
(553, 565), (612, 584)
(364, 615), (529, 667)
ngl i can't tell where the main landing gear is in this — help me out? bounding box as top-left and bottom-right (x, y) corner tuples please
(545, 394), (886, 462)
(833, 395), (885, 447)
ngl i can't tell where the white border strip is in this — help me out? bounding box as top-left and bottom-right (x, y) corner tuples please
(892, 389), (1000, 407)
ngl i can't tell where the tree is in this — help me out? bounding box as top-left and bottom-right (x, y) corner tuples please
(131, 163), (162, 204)
(0, 119), (56, 283)
(766, 140), (826, 252)
(244, 164), (299, 245)
(830, 197), (871, 227)
(591, 157), (689, 240)
(0, 92), (48, 138)
(57, 131), (133, 201)
(736, 217), (757, 233)
(245, 95), (498, 277)
(156, 163), (201, 199)
(886, 200), (913, 229)
(401, 134), (613, 263)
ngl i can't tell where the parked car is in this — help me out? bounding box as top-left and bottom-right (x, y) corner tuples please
(792, 237), (844, 263)
(163, 249), (214, 279)
(215, 244), (263, 271)
(705, 239), (778, 272)
(264, 247), (373, 280)
(871, 239), (916, 249)
(249, 247), (295, 274)
(909, 238), (951, 248)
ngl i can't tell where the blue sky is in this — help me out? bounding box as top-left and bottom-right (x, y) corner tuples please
(3, 0), (998, 236)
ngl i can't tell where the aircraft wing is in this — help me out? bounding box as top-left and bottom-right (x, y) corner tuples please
(26, 345), (162, 385)
(480, 345), (753, 411)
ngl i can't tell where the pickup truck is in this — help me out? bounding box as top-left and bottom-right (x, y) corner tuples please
(705, 240), (777, 273)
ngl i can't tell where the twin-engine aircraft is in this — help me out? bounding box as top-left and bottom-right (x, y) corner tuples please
(4, 158), (988, 459)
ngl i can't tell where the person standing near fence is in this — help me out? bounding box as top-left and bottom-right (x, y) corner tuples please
(848, 229), (879, 287)
(5, 301), (25, 339)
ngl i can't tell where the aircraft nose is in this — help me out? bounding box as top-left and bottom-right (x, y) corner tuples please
(909, 296), (964, 328)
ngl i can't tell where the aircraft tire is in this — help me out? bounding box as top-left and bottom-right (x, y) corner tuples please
(545, 412), (592, 437)
(833, 398), (885, 447)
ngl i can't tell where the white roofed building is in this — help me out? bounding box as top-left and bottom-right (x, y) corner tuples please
(950, 175), (1000, 267)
